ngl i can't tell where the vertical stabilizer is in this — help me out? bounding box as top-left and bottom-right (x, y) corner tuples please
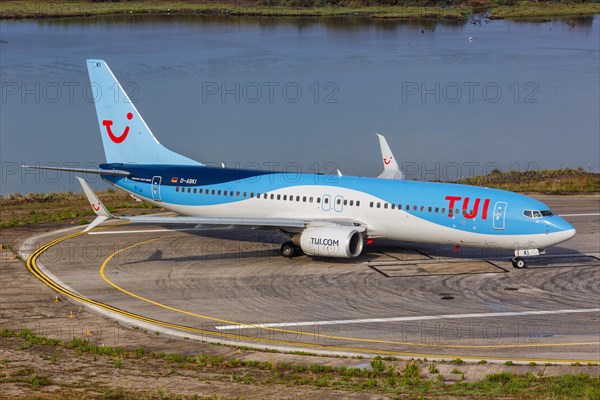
(86, 59), (201, 165)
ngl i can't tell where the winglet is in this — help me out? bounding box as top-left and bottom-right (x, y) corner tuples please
(76, 177), (115, 231)
(375, 134), (403, 180)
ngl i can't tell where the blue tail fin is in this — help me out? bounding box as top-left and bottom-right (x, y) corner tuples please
(86, 59), (201, 165)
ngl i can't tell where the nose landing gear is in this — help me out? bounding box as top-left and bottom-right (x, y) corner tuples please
(511, 257), (527, 269)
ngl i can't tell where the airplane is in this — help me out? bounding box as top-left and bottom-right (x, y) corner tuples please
(26, 60), (576, 268)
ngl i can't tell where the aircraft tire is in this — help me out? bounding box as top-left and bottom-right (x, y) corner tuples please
(512, 257), (527, 269)
(281, 242), (296, 258)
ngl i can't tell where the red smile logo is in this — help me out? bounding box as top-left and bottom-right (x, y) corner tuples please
(383, 156), (393, 165)
(103, 112), (133, 144)
(92, 202), (101, 211)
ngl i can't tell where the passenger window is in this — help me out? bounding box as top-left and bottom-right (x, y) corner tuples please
(236, 191), (240, 196)
(405, 205), (410, 211)
(336, 198), (341, 205)
(317, 198), (321, 204)
(296, 196), (300, 201)
(270, 194), (274, 200)
(199, 188), (203, 194)
(370, 202), (374, 208)
(349, 200), (353, 206)
(303, 196), (307, 202)
(211, 190), (215, 195)
(391, 204), (395, 210)
(277, 194), (281, 200)
(243, 192), (246, 197)
(384, 203), (388, 209)
(398, 204), (401, 209)
(250, 193), (254, 198)
(289, 196), (293, 201)
(435, 207), (439, 213)
(456, 208), (460, 215)
(420, 206), (424, 212)
(413, 205), (417, 211)
(283, 195), (287, 201)
(428, 206), (432, 212)
(442, 208), (445, 214)
(356, 201), (360, 207)
(343, 200), (347, 206)
(324, 198), (329, 204)
(230, 192), (234, 197)
(377, 202), (381, 208)
(310, 197), (313, 203)
(187, 188), (191, 193)
(175, 187), (179, 192)
(193, 188), (197, 194)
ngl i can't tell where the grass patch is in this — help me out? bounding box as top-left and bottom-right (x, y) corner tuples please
(2, 327), (599, 398)
(67, 337), (124, 356)
(451, 371), (600, 399)
(27, 374), (53, 388)
(489, 1), (600, 20)
(370, 356), (386, 373)
(1, 328), (60, 347)
(457, 168), (600, 193)
(0, 189), (156, 228)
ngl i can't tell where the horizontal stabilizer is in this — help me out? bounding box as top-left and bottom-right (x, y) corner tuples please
(22, 165), (130, 176)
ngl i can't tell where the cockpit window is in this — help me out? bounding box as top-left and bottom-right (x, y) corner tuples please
(524, 209), (550, 219)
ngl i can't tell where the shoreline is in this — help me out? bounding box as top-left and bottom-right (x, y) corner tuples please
(1, 1), (599, 21)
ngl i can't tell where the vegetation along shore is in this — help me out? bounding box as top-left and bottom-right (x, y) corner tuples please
(0, 0), (599, 21)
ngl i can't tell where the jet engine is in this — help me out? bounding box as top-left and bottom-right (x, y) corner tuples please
(293, 226), (364, 258)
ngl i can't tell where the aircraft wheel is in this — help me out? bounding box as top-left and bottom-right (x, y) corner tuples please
(512, 257), (527, 269)
(293, 245), (304, 257)
(281, 242), (296, 258)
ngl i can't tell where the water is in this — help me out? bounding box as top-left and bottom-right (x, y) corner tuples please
(1, 15), (598, 194)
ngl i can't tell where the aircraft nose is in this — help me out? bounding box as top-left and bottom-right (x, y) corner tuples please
(552, 217), (576, 242)
(558, 217), (575, 234)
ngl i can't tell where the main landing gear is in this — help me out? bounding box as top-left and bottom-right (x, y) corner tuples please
(281, 242), (303, 258)
(511, 257), (527, 269)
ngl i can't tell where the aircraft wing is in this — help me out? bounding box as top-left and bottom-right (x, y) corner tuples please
(76, 177), (366, 233)
(376, 134), (403, 180)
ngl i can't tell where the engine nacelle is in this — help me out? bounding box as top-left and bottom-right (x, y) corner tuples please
(294, 227), (364, 258)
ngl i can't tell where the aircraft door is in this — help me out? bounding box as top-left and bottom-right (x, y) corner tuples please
(492, 201), (507, 230)
(151, 176), (162, 201)
(334, 195), (344, 212)
(322, 194), (331, 211)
